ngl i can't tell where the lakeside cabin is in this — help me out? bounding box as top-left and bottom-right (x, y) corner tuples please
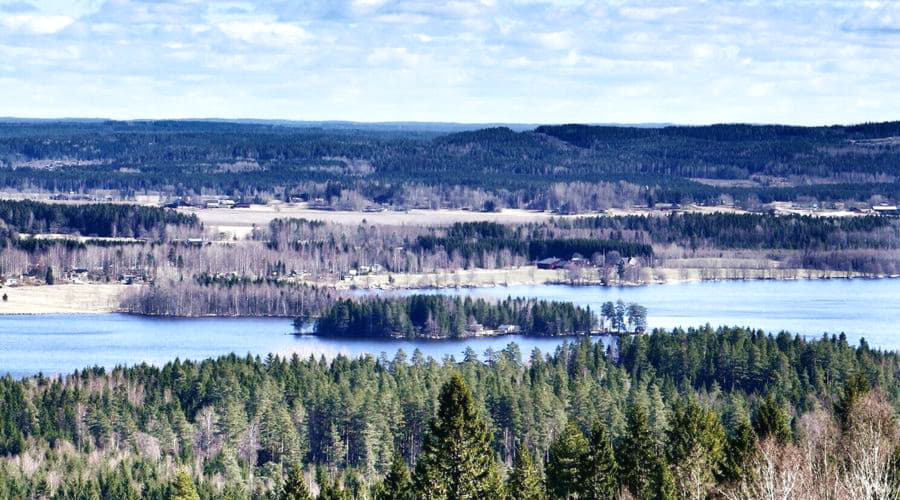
(537, 257), (563, 270)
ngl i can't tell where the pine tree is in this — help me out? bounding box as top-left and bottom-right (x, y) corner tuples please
(652, 458), (677, 500)
(579, 420), (618, 499)
(278, 464), (312, 500)
(546, 420), (588, 499)
(170, 470), (199, 500)
(413, 373), (503, 499)
(721, 416), (757, 484)
(507, 446), (545, 500)
(665, 399), (726, 498)
(617, 403), (658, 498)
(834, 372), (870, 432)
(377, 450), (413, 500)
(752, 395), (791, 443)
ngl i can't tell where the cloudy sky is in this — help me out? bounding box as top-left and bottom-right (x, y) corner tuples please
(1, 0), (899, 124)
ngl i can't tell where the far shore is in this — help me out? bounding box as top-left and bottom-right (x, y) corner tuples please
(0, 269), (895, 316)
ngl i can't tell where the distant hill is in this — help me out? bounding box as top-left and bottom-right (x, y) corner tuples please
(0, 118), (897, 205)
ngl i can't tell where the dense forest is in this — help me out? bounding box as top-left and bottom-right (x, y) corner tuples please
(0, 200), (196, 238)
(0, 327), (897, 498)
(313, 295), (605, 339)
(1, 120), (899, 208)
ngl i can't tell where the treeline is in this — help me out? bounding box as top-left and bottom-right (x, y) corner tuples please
(2, 120), (899, 206)
(0, 199), (196, 237)
(415, 236), (652, 263)
(314, 295), (597, 338)
(1, 208), (896, 302)
(0, 326), (898, 498)
(571, 212), (900, 251)
(120, 281), (336, 317)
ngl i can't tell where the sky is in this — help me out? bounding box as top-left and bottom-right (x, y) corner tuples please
(0, 0), (899, 125)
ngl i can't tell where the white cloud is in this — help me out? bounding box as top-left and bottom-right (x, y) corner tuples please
(1, 0), (900, 124)
(535, 31), (573, 50)
(0, 13), (73, 34)
(217, 21), (311, 46)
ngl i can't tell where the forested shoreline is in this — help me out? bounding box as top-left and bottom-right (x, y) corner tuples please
(1, 199), (899, 319)
(0, 326), (897, 498)
(312, 295), (620, 339)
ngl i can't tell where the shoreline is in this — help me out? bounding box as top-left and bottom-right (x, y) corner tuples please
(0, 272), (897, 316)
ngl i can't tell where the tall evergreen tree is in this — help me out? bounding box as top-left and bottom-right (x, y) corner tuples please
(280, 464), (313, 500)
(507, 446), (546, 500)
(170, 470), (199, 500)
(652, 458), (677, 500)
(665, 399), (726, 498)
(413, 373), (503, 499)
(377, 450), (413, 500)
(752, 395), (792, 443)
(834, 372), (870, 432)
(579, 420), (618, 499)
(546, 420), (588, 499)
(617, 403), (658, 498)
(720, 416), (758, 484)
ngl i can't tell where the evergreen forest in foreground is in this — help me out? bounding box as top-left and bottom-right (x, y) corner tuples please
(1, 325), (898, 499)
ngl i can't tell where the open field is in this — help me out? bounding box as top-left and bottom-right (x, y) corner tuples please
(182, 206), (598, 237)
(0, 284), (129, 314)
(185, 204), (765, 237)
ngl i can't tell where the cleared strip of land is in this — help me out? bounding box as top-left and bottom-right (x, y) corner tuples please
(0, 284), (128, 314)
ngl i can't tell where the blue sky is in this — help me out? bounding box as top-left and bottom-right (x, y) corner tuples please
(1, 0), (898, 124)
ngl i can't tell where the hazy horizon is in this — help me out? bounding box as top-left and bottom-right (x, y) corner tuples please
(2, 0), (899, 125)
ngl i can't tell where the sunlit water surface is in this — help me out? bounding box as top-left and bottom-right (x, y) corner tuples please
(2, 279), (898, 378)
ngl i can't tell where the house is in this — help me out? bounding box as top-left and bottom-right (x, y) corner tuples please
(537, 257), (563, 270)
(497, 324), (520, 334)
(873, 205), (899, 217)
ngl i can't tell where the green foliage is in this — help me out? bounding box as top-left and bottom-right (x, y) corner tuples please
(506, 446), (545, 500)
(280, 464), (313, 500)
(170, 470), (200, 500)
(665, 398), (727, 497)
(834, 371), (871, 431)
(753, 395), (792, 443)
(0, 199), (196, 237)
(617, 403), (659, 498)
(0, 326), (897, 498)
(3, 120), (900, 204)
(316, 295), (597, 339)
(579, 420), (618, 499)
(377, 451), (413, 500)
(413, 373), (503, 499)
(546, 420), (589, 498)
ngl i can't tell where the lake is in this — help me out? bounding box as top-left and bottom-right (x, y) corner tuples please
(2, 278), (899, 378)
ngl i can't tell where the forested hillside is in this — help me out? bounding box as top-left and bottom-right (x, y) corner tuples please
(0, 327), (897, 498)
(1, 120), (899, 208)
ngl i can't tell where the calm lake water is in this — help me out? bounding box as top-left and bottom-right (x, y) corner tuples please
(2, 279), (899, 378)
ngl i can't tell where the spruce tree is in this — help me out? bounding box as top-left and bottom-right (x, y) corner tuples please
(665, 399), (726, 498)
(278, 464), (312, 500)
(652, 458), (677, 500)
(170, 470), (199, 500)
(413, 373), (503, 499)
(579, 420), (618, 499)
(546, 420), (588, 499)
(752, 395), (791, 443)
(377, 450), (413, 500)
(834, 372), (870, 432)
(617, 403), (658, 498)
(721, 416), (758, 484)
(507, 446), (545, 500)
